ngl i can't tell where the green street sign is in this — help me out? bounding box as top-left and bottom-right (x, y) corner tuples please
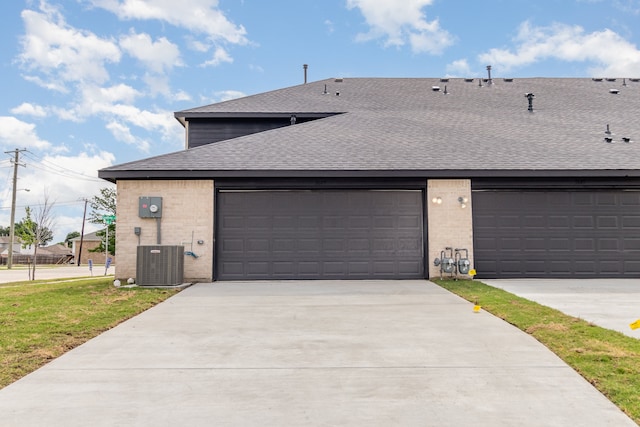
(102, 214), (116, 224)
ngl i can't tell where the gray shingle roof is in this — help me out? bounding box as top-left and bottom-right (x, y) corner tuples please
(100, 77), (640, 180)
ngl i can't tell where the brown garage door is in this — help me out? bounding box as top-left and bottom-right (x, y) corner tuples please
(216, 189), (425, 280)
(473, 190), (640, 278)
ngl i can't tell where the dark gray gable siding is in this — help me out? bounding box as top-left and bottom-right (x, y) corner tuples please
(187, 116), (327, 148)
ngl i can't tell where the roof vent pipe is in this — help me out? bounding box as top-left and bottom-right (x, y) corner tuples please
(290, 115), (297, 125)
(605, 124), (611, 134)
(323, 84), (328, 95)
(525, 93), (535, 112)
(478, 78), (483, 87)
(486, 65), (493, 85)
(303, 64), (308, 84)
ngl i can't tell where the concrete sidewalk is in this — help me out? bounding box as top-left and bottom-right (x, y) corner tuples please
(483, 279), (640, 339)
(0, 265), (113, 284)
(0, 280), (635, 426)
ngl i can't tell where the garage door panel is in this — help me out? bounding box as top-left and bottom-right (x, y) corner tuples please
(217, 189), (424, 280)
(474, 190), (640, 278)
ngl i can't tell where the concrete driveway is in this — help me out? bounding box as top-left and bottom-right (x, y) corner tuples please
(482, 279), (640, 339)
(0, 280), (635, 426)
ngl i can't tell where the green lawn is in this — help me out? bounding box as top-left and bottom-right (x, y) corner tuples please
(0, 278), (180, 388)
(435, 278), (640, 425)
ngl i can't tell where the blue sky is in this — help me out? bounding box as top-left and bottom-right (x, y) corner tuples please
(2, 0), (640, 243)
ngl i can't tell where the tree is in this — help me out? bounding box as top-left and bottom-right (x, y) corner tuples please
(64, 231), (80, 248)
(16, 194), (56, 280)
(0, 225), (9, 236)
(88, 187), (116, 256)
(14, 219), (54, 246)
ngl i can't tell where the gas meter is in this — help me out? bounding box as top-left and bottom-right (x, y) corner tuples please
(433, 247), (456, 278)
(455, 248), (471, 275)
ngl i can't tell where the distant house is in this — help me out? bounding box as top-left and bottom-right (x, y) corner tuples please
(71, 230), (116, 266)
(1, 237), (73, 265)
(0, 236), (22, 256)
(99, 77), (640, 281)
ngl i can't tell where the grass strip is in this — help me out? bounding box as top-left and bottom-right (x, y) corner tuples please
(434, 279), (640, 425)
(0, 278), (180, 389)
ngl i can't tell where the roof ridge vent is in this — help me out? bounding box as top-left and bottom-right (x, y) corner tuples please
(464, 78), (474, 82)
(503, 78), (514, 82)
(630, 78), (640, 82)
(606, 78), (617, 82)
(440, 78), (449, 82)
(592, 78), (603, 82)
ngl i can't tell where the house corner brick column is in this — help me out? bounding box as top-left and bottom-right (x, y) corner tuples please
(427, 179), (474, 279)
(115, 179), (214, 282)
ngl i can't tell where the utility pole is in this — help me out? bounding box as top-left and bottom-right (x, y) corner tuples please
(5, 149), (26, 270)
(77, 198), (88, 266)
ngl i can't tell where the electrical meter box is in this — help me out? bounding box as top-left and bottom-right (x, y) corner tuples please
(139, 196), (163, 218)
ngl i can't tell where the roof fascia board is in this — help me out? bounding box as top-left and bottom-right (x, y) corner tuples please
(174, 112), (342, 120)
(98, 169), (640, 183)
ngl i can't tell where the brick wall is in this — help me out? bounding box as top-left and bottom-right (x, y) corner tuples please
(115, 180), (214, 282)
(427, 179), (474, 278)
(76, 240), (117, 266)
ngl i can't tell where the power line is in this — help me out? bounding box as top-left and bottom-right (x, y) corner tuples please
(0, 199), (87, 211)
(22, 151), (106, 183)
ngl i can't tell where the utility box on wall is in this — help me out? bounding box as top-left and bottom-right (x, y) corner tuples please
(136, 245), (184, 286)
(139, 196), (163, 218)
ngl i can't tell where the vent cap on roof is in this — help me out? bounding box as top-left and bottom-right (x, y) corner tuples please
(432, 86), (441, 92)
(609, 89), (620, 94)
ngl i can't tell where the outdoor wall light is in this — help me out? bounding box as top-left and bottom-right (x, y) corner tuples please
(431, 196), (443, 205)
(458, 196), (468, 208)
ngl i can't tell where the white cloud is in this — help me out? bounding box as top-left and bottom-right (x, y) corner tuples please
(0, 151), (117, 242)
(202, 46), (233, 67)
(22, 75), (68, 93)
(0, 116), (52, 150)
(479, 21), (640, 76)
(11, 103), (47, 118)
(346, 0), (454, 54)
(445, 59), (473, 77)
(19, 3), (121, 86)
(325, 19), (335, 34)
(106, 120), (151, 151)
(88, 0), (248, 45)
(119, 31), (183, 73)
(213, 90), (246, 102)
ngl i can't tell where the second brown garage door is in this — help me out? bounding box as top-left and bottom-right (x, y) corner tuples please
(216, 189), (425, 280)
(473, 190), (640, 278)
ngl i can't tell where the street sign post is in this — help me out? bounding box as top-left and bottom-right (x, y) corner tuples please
(102, 215), (115, 267)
